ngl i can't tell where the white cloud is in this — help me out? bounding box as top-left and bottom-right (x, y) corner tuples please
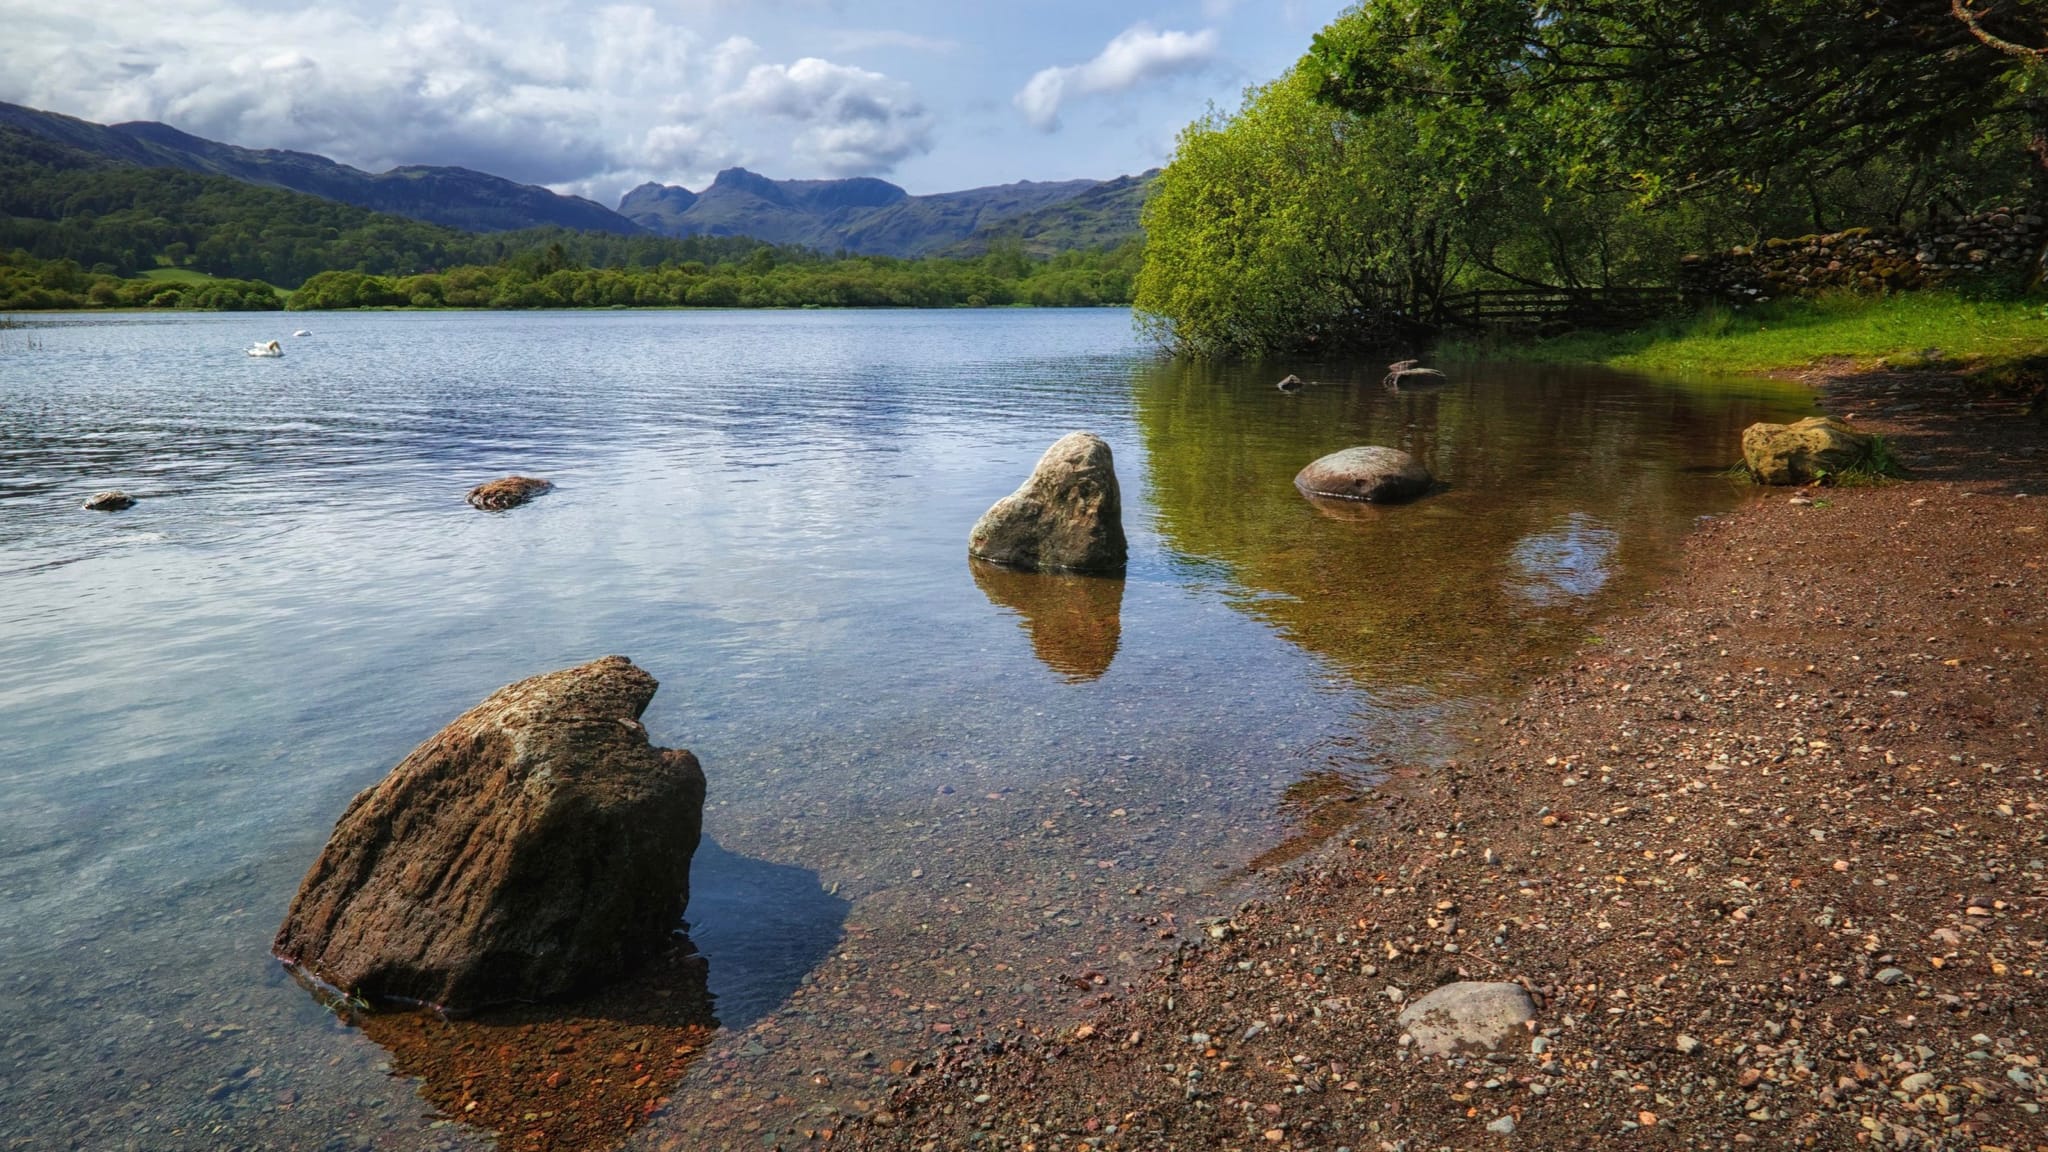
(717, 57), (934, 176)
(827, 29), (960, 55)
(1014, 24), (1220, 132)
(0, 0), (936, 202)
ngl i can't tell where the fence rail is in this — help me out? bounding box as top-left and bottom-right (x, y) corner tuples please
(1440, 286), (1692, 326)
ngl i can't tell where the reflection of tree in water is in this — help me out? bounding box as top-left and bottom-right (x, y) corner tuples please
(1134, 357), (1812, 694)
(968, 558), (1125, 682)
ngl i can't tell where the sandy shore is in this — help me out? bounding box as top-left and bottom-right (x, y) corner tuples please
(852, 367), (2048, 1151)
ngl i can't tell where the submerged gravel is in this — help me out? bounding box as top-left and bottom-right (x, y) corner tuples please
(851, 367), (2048, 1152)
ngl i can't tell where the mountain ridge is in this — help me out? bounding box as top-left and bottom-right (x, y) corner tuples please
(0, 100), (1151, 256)
(0, 101), (641, 234)
(619, 168), (1145, 257)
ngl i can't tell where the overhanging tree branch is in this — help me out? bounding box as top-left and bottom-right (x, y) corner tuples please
(1953, 0), (2048, 58)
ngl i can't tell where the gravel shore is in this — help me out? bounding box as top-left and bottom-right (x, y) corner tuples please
(852, 367), (2048, 1152)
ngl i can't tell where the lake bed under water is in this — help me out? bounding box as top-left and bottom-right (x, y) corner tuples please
(0, 309), (1812, 1150)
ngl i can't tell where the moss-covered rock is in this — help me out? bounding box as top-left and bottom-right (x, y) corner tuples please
(1741, 416), (1873, 485)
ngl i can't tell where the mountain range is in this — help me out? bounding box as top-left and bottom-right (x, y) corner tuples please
(618, 169), (1154, 257)
(0, 101), (1151, 257)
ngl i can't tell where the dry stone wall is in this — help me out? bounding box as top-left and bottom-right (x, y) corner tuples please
(1679, 207), (2044, 301)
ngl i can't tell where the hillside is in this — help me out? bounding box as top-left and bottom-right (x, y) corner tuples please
(949, 170), (1158, 257)
(0, 102), (641, 235)
(0, 128), (770, 287)
(620, 169), (1138, 257)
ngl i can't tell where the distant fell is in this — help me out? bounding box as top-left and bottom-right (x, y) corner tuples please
(621, 168), (1146, 257)
(948, 171), (1159, 257)
(0, 101), (642, 235)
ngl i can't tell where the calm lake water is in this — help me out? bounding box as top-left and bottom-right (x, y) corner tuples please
(0, 310), (1812, 1150)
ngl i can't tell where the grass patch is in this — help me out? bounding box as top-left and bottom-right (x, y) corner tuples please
(141, 267), (291, 300)
(1441, 292), (2048, 377)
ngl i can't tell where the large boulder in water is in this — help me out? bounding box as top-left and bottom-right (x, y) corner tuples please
(1740, 416), (1873, 485)
(1295, 446), (1434, 504)
(969, 432), (1128, 573)
(273, 656), (705, 1014)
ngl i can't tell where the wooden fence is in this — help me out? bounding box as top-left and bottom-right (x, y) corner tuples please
(1438, 286), (1692, 327)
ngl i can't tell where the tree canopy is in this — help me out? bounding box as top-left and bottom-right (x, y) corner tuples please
(1307, 0), (2046, 212)
(1134, 2), (2045, 358)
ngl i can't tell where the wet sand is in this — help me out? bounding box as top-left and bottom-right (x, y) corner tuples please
(852, 367), (2048, 1151)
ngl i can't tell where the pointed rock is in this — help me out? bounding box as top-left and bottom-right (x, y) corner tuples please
(273, 656), (705, 1013)
(969, 432), (1127, 573)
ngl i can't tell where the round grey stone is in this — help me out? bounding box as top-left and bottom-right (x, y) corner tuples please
(1396, 982), (1537, 1057)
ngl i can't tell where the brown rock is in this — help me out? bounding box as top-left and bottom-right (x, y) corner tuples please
(467, 476), (553, 510)
(1740, 416), (1873, 485)
(969, 432), (1127, 573)
(82, 491), (135, 512)
(1294, 446), (1433, 504)
(273, 656), (705, 1013)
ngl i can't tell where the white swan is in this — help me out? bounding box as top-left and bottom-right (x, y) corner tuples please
(246, 340), (284, 358)
(293, 330), (311, 338)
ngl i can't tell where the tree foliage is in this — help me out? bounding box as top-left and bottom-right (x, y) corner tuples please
(284, 244), (1141, 311)
(1134, 68), (1462, 358)
(0, 250), (280, 310)
(1136, 2), (2045, 358)
(1308, 0), (2046, 209)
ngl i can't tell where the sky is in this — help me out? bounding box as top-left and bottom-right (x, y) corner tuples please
(0, 0), (1352, 205)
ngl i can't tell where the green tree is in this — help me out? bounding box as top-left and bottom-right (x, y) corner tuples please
(1307, 0), (2047, 211)
(1134, 63), (1462, 358)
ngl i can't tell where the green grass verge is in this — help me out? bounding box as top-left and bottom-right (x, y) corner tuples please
(1441, 292), (2048, 377)
(141, 267), (291, 300)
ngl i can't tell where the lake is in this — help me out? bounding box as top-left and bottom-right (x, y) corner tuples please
(0, 309), (1812, 1150)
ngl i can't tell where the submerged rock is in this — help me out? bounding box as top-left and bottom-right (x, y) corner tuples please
(466, 476), (553, 510)
(1294, 446), (1434, 504)
(1740, 416), (1874, 485)
(969, 432), (1128, 574)
(82, 491), (135, 512)
(273, 656), (705, 1013)
(1397, 982), (1538, 1057)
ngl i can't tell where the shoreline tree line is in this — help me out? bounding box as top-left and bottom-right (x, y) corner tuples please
(1136, 0), (2048, 357)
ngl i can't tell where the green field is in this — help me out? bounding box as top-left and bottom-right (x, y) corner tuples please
(1443, 293), (2048, 377)
(142, 267), (290, 299)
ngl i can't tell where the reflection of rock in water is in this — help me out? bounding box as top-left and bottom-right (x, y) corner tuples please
(1508, 514), (1620, 606)
(328, 942), (718, 1152)
(293, 839), (849, 1152)
(969, 557), (1125, 682)
(684, 838), (852, 1031)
